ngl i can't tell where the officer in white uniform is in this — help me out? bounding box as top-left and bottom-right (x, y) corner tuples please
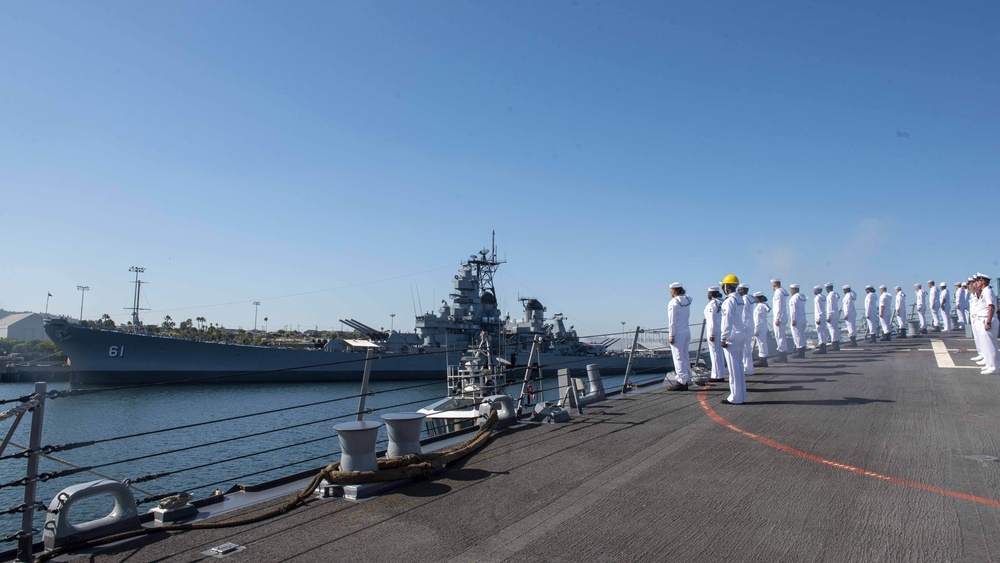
(974, 273), (998, 375)
(789, 284), (808, 357)
(878, 285), (893, 340)
(842, 285), (858, 347)
(813, 285), (828, 354)
(894, 286), (907, 338)
(666, 282), (694, 391)
(864, 285), (879, 343)
(704, 286), (724, 381)
(753, 292), (771, 367)
(956, 282), (969, 329)
(914, 283), (927, 334)
(825, 283), (842, 351)
(928, 280), (940, 331)
(970, 276), (987, 366)
(938, 282), (951, 331)
(771, 278), (790, 362)
(737, 284), (755, 376)
(719, 274), (747, 404)
(972, 273), (1000, 375)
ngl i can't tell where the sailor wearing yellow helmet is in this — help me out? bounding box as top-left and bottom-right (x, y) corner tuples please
(719, 274), (747, 404)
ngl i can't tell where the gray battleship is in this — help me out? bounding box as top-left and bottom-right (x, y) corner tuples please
(44, 244), (672, 385)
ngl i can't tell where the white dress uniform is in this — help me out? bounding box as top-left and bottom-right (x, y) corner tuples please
(956, 285), (969, 328)
(929, 282), (940, 330)
(914, 286), (927, 333)
(878, 287), (893, 338)
(721, 291), (747, 404)
(842, 286), (858, 344)
(740, 287), (755, 376)
(970, 283), (987, 364)
(667, 287), (694, 385)
(980, 282), (998, 374)
(754, 295), (771, 360)
(789, 287), (808, 353)
(894, 287), (907, 336)
(704, 291), (724, 381)
(939, 284), (951, 331)
(826, 285), (841, 345)
(814, 288), (829, 345)
(864, 287), (879, 342)
(772, 280), (790, 357)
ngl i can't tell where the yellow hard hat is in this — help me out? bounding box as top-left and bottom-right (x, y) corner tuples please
(720, 274), (740, 286)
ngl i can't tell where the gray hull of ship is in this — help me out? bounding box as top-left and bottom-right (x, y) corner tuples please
(45, 321), (672, 385)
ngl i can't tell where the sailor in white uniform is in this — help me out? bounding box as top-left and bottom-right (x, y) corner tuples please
(842, 285), (858, 347)
(970, 276), (987, 366)
(928, 280), (940, 331)
(737, 284), (756, 376)
(789, 284), (808, 357)
(667, 282), (694, 391)
(720, 274), (747, 404)
(704, 286), (725, 381)
(825, 283), (842, 351)
(938, 282), (951, 331)
(894, 286), (907, 338)
(771, 278), (790, 362)
(864, 285), (879, 343)
(753, 292), (771, 368)
(914, 283), (927, 334)
(813, 285), (828, 354)
(878, 285), (893, 341)
(973, 273), (998, 375)
(956, 282), (970, 330)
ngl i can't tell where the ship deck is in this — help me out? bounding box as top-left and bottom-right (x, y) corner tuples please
(74, 331), (1000, 562)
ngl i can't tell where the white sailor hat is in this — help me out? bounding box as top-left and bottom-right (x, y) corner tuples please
(962, 282), (968, 287)
(842, 284), (851, 290)
(927, 279), (934, 283)
(894, 285), (901, 290)
(914, 283), (921, 287)
(955, 281), (962, 286)
(879, 284), (887, 289)
(865, 285), (874, 290)
(669, 282), (683, 289)
(789, 283), (799, 289)
(737, 283), (748, 289)
(753, 291), (764, 298)
(813, 285), (822, 290)
(976, 272), (991, 280)
(708, 285), (720, 292)
(939, 282), (946, 287)
(770, 278), (781, 283)
(825, 282), (834, 288)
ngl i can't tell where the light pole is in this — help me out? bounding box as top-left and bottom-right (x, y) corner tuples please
(253, 301), (261, 333)
(390, 313), (395, 332)
(77, 286), (90, 321)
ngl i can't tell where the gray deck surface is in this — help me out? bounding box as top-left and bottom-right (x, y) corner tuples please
(83, 332), (1000, 562)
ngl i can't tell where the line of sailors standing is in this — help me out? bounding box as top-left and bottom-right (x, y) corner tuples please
(664, 273), (1000, 405)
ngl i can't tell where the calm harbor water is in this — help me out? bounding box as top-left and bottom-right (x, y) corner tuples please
(0, 370), (652, 540)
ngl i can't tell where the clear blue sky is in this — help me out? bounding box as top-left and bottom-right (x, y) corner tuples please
(2, 1), (997, 339)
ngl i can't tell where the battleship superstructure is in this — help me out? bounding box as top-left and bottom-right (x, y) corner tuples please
(45, 243), (671, 385)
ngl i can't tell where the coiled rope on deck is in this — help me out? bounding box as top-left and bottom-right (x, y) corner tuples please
(35, 411), (499, 562)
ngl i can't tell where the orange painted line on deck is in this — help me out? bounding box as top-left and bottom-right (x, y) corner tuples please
(697, 385), (1000, 508)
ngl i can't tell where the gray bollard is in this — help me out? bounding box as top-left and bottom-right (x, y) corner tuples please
(584, 364), (606, 402)
(333, 420), (384, 472)
(909, 319), (922, 338)
(382, 413), (426, 458)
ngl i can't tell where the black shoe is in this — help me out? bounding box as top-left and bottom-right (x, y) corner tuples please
(849, 337), (857, 348)
(776, 352), (788, 363)
(797, 348), (806, 358)
(832, 342), (841, 351)
(815, 343), (827, 355)
(720, 399), (742, 405)
(667, 381), (689, 391)
(754, 358), (769, 368)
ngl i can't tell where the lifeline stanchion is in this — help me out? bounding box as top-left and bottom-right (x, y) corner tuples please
(693, 319), (706, 369)
(18, 382), (46, 563)
(620, 326), (640, 394)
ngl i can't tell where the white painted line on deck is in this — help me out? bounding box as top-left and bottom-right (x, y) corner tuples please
(931, 339), (980, 369)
